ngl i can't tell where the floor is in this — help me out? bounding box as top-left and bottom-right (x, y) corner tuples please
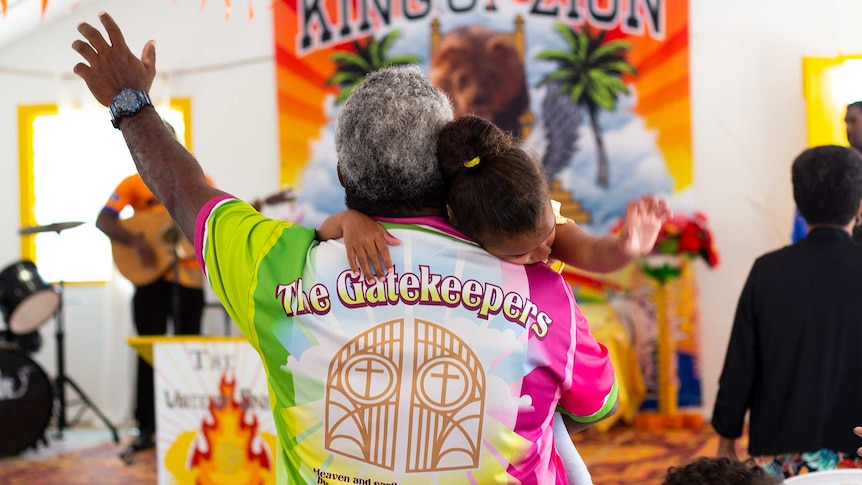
(0, 422), (723, 484)
(2, 426), (134, 462)
(0, 425), (155, 485)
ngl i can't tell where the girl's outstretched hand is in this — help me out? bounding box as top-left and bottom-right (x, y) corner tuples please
(617, 195), (672, 258)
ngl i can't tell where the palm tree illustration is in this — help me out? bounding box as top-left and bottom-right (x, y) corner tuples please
(537, 24), (636, 189)
(327, 30), (421, 104)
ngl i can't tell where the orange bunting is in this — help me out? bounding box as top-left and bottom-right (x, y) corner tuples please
(198, 0), (257, 20)
(0, 0), (84, 19)
(2, 0), (258, 21)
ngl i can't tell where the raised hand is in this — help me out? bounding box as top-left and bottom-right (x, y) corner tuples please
(617, 195), (672, 258)
(72, 12), (156, 106)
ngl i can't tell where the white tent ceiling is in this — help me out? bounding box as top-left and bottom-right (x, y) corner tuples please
(0, 0), (100, 49)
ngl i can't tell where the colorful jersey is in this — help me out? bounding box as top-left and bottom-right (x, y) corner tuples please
(196, 197), (617, 485)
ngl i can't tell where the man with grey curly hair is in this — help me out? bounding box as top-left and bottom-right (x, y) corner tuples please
(335, 66), (453, 216)
(72, 14), (615, 483)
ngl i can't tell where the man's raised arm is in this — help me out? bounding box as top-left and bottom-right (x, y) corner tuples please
(72, 12), (226, 242)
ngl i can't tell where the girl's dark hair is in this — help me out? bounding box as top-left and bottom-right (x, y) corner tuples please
(436, 115), (549, 243)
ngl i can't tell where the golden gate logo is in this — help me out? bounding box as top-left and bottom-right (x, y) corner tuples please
(324, 319), (485, 472)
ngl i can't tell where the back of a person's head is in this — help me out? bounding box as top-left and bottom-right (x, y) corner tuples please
(335, 67), (454, 217)
(663, 457), (780, 485)
(793, 144), (862, 226)
(436, 115), (549, 242)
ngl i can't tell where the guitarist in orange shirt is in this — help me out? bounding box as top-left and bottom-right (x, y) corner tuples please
(95, 120), (211, 452)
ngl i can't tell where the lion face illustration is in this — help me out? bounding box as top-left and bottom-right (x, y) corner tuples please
(430, 25), (530, 138)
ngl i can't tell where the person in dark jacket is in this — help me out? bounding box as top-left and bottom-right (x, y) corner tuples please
(713, 145), (862, 479)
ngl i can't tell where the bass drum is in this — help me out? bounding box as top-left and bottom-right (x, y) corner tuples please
(0, 346), (52, 456)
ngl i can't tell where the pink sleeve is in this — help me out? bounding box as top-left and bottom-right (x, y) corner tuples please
(557, 308), (618, 422)
(194, 195), (236, 272)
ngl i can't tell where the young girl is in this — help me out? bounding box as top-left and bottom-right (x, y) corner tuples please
(317, 115), (671, 484)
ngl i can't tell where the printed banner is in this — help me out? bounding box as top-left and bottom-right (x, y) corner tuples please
(274, 0), (697, 412)
(154, 340), (277, 485)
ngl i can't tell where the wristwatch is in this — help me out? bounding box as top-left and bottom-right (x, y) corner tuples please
(109, 88), (153, 129)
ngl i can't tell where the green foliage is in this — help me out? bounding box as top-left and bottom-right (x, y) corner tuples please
(326, 30), (421, 104)
(537, 24), (636, 113)
(641, 262), (683, 284)
(536, 23), (638, 188)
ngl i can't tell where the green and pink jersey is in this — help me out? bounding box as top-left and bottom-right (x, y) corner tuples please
(196, 196), (617, 485)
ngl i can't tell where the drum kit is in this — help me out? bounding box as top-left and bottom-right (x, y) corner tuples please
(0, 221), (118, 458)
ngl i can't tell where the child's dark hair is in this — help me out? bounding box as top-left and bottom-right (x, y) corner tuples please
(436, 115), (549, 242)
(663, 457), (781, 485)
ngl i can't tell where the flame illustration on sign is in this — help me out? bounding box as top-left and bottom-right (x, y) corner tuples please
(166, 374), (277, 485)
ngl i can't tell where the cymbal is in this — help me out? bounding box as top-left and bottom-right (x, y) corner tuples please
(19, 221), (85, 235)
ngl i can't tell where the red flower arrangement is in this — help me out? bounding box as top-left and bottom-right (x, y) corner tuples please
(653, 212), (720, 268)
(611, 211), (720, 283)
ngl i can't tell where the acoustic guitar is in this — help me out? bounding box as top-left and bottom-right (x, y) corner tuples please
(112, 212), (203, 288)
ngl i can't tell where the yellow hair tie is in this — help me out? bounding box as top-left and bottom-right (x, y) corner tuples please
(464, 156), (480, 168)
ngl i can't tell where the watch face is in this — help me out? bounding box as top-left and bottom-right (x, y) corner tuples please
(116, 89), (141, 110)
(117, 90), (135, 108)
(110, 89), (151, 128)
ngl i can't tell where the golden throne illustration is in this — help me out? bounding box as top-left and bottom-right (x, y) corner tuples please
(429, 15), (536, 139)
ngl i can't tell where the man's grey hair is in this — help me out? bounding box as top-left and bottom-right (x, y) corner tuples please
(335, 66), (454, 216)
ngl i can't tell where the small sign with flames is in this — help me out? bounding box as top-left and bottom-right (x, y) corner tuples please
(154, 340), (277, 485)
